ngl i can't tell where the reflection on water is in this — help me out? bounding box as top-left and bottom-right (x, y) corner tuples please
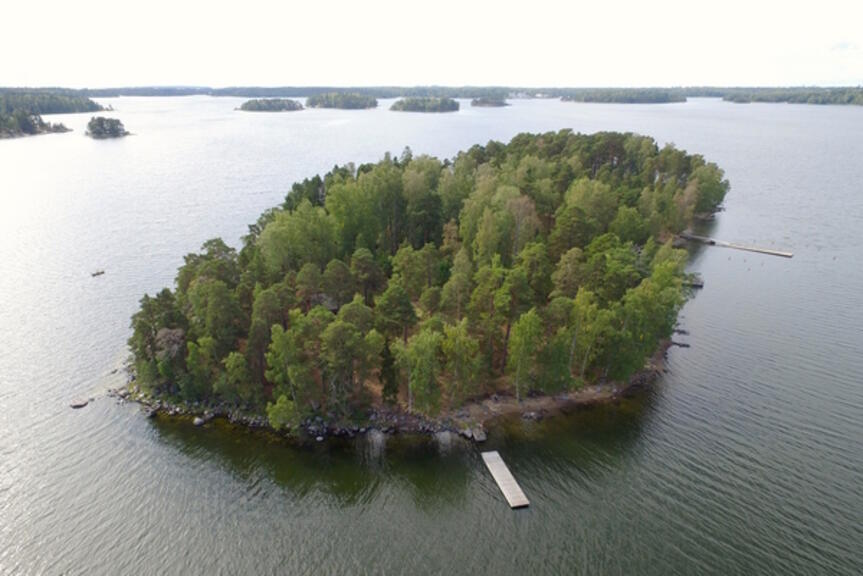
(149, 391), (659, 514)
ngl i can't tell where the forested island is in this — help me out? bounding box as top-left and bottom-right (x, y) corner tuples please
(306, 93), (378, 109)
(86, 116), (129, 138)
(0, 90), (103, 138)
(721, 87), (863, 105)
(471, 97), (509, 107)
(127, 130), (728, 439)
(239, 98), (304, 112)
(391, 97), (460, 112)
(560, 89), (687, 104)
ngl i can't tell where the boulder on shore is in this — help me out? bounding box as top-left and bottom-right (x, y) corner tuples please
(193, 417), (205, 426)
(472, 427), (487, 442)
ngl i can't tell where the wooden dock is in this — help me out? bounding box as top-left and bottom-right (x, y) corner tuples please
(481, 451), (529, 508)
(679, 232), (793, 258)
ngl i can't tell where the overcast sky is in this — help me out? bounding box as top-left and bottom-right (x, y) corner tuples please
(3, 0), (861, 88)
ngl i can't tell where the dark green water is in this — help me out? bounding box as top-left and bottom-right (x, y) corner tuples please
(1, 97), (861, 574)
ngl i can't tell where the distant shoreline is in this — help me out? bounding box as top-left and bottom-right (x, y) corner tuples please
(10, 85), (856, 106)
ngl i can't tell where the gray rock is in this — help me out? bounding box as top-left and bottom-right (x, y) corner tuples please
(193, 417), (205, 426)
(316, 436), (324, 442)
(460, 428), (473, 440)
(70, 400), (89, 409)
(472, 427), (487, 442)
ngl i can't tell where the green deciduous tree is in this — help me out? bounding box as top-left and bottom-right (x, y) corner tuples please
(507, 308), (543, 401)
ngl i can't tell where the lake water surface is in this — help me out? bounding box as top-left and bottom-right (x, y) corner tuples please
(1, 97), (861, 575)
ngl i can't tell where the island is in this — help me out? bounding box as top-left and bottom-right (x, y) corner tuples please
(239, 98), (304, 112)
(0, 90), (103, 138)
(125, 130), (728, 441)
(471, 97), (509, 107)
(390, 97), (460, 112)
(86, 116), (129, 138)
(720, 87), (863, 105)
(560, 88), (687, 104)
(306, 92), (378, 109)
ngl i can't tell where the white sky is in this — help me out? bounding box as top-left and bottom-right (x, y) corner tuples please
(2, 0), (861, 88)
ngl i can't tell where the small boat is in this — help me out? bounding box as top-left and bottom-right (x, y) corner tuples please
(70, 399), (89, 409)
(91, 270), (105, 277)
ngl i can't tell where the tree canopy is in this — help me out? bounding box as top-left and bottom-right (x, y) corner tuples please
(0, 90), (101, 138)
(129, 130), (728, 428)
(306, 93), (377, 109)
(390, 97), (459, 113)
(239, 98), (303, 112)
(86, 116), (128, 138)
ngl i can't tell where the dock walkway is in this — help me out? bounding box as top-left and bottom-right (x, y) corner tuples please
(481, 451), (529, 508)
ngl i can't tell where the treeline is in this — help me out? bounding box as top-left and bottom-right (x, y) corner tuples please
(129, 130), (728, 428)
(6, 85), (863, 106)
(0, 89), (103, 114)
(390, 97), (459, 112)
(86, 116), (128, 138)
(721, 87), (863, 105)
(0, 90), (103, 138)
(306, 92), (378, 109)
(560, 89), (687, 104)
(77, 86), (512, 99)
(239, 98), (304, 112)
(471, 97), (509, 107)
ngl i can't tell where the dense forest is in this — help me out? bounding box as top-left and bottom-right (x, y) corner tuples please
(6, 86), (862, 107)
(306, 93), (378, 109)
(86, 116), (128, 138)
(6, 85), (863, 108)
(391, 97), (459, 112)
(560, 89), (686, 104)
(471, 97), (509, 107)
(720, 87), (863, 105)
(129, 130), (728, 431)
(0, 90), (102, 138)
(239, 98), (304, 112)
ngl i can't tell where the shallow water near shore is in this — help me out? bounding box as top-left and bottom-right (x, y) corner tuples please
(1, 97), (862, 574)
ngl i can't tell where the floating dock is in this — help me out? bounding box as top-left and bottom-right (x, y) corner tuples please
(679, 232), (793, 258)
(481, 451), (529, 508)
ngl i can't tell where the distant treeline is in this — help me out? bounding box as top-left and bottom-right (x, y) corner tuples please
(86, 116), (128, 138)
(391, 97), (459, 112)
(3, 86), (863, 109)
(721, 87), (863, 105)
(560, 89), (687, 104)
(471, 97), (509, 107)
(306, 92), (378, 109)
(0, 90), (103, 138)
(239, 98), (304, 112)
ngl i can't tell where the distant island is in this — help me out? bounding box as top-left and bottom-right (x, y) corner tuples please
(86, 116), (129, 138)
(306, 92), (377, 109)
(561, 89), (686, 104)
(5, 86), (863, 109)
(391, 97), (459, 112)
(721, 87), (863, 105)
(0, 90), (102, 138)
(471, 97), (508, 107)
(239, 98), (303, 112)
(126, 130), (728, 440)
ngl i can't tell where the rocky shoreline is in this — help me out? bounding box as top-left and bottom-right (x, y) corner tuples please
(109, 340), (671, 444)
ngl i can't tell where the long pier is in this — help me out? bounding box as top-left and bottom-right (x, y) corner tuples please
(679, 232), (793, 258)
(481, 451), (529, 508)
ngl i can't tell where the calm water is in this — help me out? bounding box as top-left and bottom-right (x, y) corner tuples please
(1, 97), (862, 575)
